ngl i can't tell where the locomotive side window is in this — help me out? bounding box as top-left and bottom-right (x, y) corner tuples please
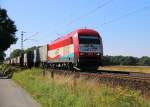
(79, 35), (100, 44)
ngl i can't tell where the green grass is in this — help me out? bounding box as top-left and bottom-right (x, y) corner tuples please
(13, 68), (150, 107)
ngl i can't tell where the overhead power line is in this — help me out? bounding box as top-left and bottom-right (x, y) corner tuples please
(23, 32), (39, 41)
(21, 32), (39, 50)
(50, 0), (113, 36)
(67, 0), (113, 25)
(98, 4), (150, 27)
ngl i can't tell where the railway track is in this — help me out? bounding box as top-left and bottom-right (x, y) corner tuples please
(47, 69), (150, 97)
(49, 69), (150, 82)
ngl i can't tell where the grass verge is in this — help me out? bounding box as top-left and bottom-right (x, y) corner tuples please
(13, 68), (150, 107)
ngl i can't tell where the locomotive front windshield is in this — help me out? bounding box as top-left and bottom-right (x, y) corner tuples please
(79, 35), (101, 53)
(79, 35), (100, 44)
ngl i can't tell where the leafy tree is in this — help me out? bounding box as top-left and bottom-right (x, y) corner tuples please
(0, 8), (17, 60)
(112, 56), (123, 65)
(103, 55), (112, 65)
(138, 56), (150, 66)
(10, 49), (23, 58)
(122, 56), (138, 65)
(0, 51), (5, 61)
(24, 46), (38, 53)
(103, 55), (141, 66)
(10, 46), (40, 59)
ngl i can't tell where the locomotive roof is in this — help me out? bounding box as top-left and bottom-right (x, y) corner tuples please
(50, 28), (100, 45)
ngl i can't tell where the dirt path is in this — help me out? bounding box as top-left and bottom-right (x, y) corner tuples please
(0, 79), (41, 107)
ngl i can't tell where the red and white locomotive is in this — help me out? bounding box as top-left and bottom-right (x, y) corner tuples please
(47, 28), (103, 70)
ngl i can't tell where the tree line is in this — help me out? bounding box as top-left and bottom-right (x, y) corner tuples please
(103, 55), (150, 66)
(9, 46), (39, 58)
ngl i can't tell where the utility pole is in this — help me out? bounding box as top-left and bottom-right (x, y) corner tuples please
(20, 31), (38, 66)
(21, 31), (38, 51)
(21, 31), (26, 51)
(20, 31), (26, 66)
(20, 31), (26, 62)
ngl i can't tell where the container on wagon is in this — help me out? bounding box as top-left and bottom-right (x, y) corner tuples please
(39, 45), (48, 63)
(34, 48), (40, 66)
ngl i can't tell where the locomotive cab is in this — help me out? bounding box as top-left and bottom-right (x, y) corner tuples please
(77, 32), (103, 71)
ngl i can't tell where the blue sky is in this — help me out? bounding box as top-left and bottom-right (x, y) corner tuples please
(1, 0), (150, 57)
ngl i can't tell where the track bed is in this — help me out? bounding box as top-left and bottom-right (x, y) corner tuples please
(47, 69), (150, 97)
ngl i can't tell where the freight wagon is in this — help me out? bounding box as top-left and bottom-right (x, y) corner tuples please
(38, 45), (48, 67)
(33, 48), (40, 67)
(24, 51), (34, 68)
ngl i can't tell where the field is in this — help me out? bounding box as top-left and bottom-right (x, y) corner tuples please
(12, 68), (150, 107)
(99, 66), (150, 73)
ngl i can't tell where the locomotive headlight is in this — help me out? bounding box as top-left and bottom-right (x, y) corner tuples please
(96, 53), (100, 56)
(80, 52), (84, 55)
